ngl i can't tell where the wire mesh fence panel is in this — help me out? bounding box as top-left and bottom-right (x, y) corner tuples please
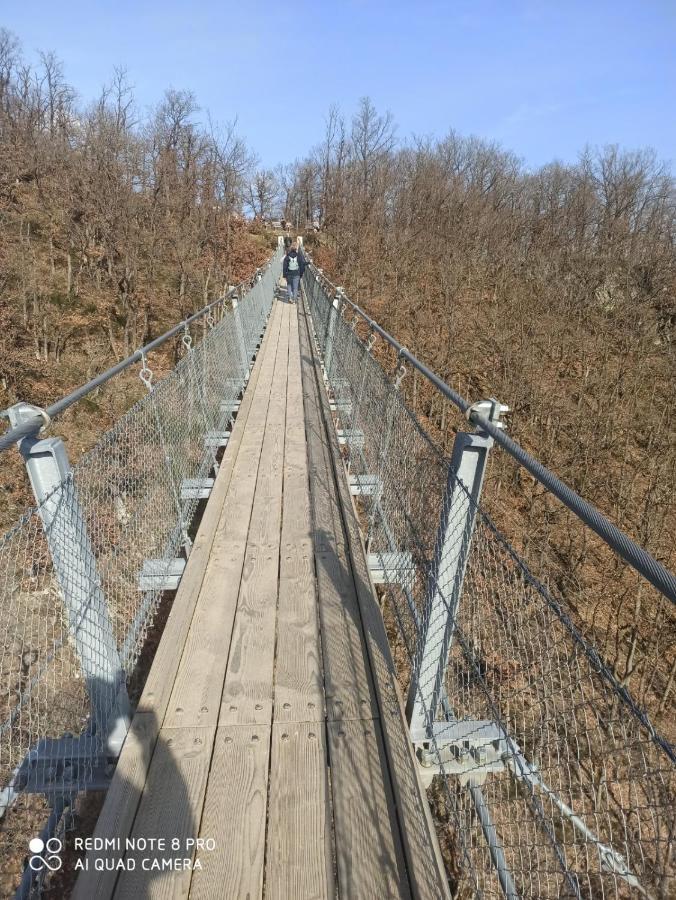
(0, 248), (282, 889)
(439, 510), (675, 898)
(0, 510), (91, 795)
(303, 263), (675, 900)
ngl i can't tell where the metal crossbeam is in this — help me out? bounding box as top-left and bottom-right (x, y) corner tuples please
(349, 474), (381, 495)
(204, 430), (231, 448)
(337, 428), (365, 449)
(367, 552), (414, 584)
(220, 399), (241, 416)
(180, 477), (215, 500)
(138, 558), (186, 591)
(329, 398), (353, 414)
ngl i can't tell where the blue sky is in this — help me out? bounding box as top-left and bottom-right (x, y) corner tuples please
(3, 0), (675, 171)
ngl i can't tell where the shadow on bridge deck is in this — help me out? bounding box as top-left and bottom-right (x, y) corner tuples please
(71, 291), (449, 899)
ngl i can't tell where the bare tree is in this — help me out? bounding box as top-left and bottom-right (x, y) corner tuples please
(247, 168), (278, 219)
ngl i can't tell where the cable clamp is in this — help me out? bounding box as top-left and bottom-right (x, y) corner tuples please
(182, 324), (193, 351)
(139, 352), (154, 391)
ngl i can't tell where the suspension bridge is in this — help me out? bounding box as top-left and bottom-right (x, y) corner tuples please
(0, 240), (673, 899)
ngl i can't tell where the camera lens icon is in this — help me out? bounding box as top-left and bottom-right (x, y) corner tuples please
(29, 837), (63, 872)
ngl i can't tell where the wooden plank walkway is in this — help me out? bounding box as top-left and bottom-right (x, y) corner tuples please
(74, 292), (449, 900)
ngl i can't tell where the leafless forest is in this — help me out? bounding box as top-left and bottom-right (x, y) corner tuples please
(0, 31), (674, 724)
(278, 99), (676, 724)
(0, 30), (274, 526)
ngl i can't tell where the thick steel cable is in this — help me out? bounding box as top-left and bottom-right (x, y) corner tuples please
(305, 270), (675, 897)
(305, 261), (676, 605)
(0, 251), (281, 453)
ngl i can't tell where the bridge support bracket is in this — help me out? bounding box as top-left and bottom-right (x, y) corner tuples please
(412, 719), (510, 787)
(11, 735), (113, 798)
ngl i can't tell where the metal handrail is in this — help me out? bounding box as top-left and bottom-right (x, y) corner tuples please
(0, 251), (281, 454)
(306, 260), (676, 605)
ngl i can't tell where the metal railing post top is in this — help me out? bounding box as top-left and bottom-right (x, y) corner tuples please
(2, 403), (53, 454)
(3, 402), (51, 434)
(467, 398), (510, 432)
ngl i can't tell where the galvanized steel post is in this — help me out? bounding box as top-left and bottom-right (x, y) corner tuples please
(407, 398), (508, 738)
(324, 288), (343, 380)
(232, 295), (250, 383)
(6, 403), (130, 756)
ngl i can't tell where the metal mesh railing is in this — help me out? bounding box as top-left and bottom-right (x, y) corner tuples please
(303, 264), (675, 899)
(0, 248), (282, 885)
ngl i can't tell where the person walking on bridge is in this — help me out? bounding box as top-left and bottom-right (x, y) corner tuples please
(283, 242), (305, 303)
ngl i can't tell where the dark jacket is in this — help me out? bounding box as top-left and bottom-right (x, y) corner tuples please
(283, 250), (306, 280)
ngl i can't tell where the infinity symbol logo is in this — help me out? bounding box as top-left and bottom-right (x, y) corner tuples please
(28, 837), (63, 872)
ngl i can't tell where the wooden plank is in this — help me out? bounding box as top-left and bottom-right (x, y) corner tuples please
(164, 304), (284, 729)
(137, 298), (281, 720)
(337, 529), (450, 898)
(298, 304), (378, 723)
(188, 725), (271, 900)
(265, 722), (334, 899)
(300, 296), (451, 899)
(113, 726), (215, 900)
(327, 719), (410, 899)
(274, 308), (325, 723)
(274, 537), (323, 723)
(72, 713), (157, 900)
(220, 304), (289, 725)
(299, 301), (411, 897)
(73, 302), (281, 900)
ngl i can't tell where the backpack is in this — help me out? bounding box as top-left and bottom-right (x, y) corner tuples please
(287, 254), (299, 273)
